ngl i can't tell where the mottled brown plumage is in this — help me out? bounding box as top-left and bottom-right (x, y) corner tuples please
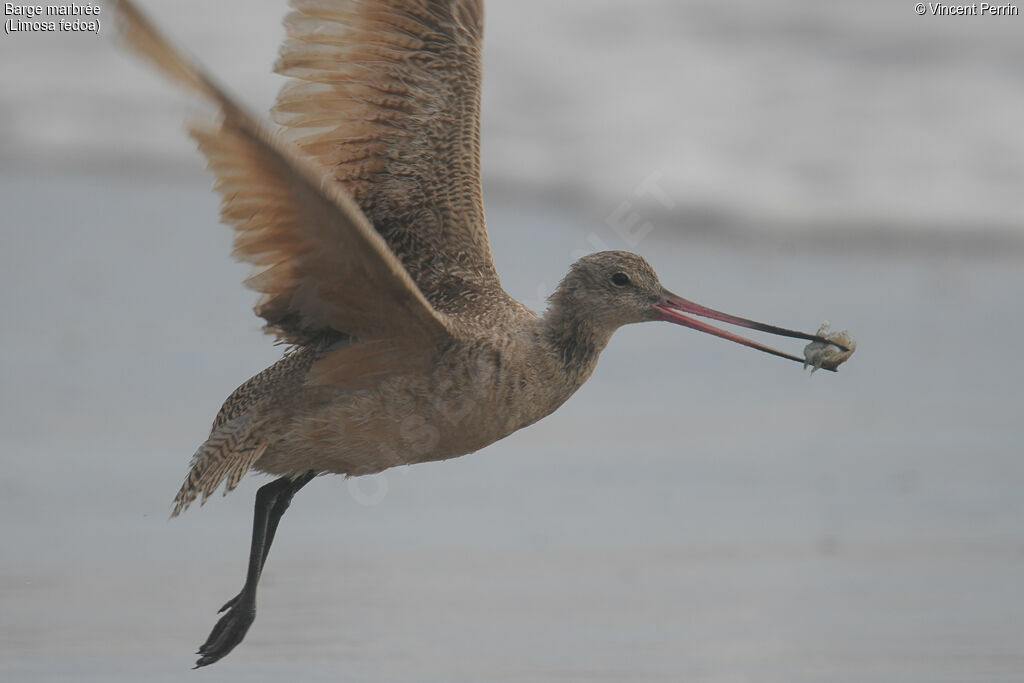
(273, 0), (497, 306)
(112, 0), (841, 666)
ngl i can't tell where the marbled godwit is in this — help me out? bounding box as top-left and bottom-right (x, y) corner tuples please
(113, 0), (850, 667)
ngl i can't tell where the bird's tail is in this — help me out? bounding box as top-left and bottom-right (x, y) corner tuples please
(171, 414), (269, 517)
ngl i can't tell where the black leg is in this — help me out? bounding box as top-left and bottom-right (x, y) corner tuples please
(207, 469), (318, 615)
(194, 470), (316, 668)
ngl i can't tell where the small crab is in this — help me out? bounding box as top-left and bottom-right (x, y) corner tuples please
(803, 321), (856, 374)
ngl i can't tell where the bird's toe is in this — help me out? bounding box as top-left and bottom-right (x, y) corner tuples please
(193, 596), (256, 667)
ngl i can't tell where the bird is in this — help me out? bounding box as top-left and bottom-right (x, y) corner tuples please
(112, 0), (846, 668)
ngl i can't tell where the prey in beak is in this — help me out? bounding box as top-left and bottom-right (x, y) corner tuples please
(653, 289), (853, 372)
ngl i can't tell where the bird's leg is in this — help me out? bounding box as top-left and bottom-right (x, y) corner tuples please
(214, 470), (318, 611)
(194, 470), (316, 668)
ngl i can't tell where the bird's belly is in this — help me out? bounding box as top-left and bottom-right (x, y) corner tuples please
(253, 368), (536, 478)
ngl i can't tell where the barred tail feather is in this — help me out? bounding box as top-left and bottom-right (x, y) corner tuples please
(224, 442), (269, 494)
(171, 415), (268, 517)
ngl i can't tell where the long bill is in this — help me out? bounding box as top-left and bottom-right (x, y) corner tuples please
(653, 289), (847, 370)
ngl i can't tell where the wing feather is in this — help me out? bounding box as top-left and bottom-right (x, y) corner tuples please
(111, 0), (452, 347)
(272, 0), (499, 308)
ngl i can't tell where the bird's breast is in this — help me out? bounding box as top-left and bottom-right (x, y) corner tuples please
(280, 338), (581, 476)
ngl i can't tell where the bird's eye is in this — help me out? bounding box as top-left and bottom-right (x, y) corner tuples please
(611, 272), (630, 287)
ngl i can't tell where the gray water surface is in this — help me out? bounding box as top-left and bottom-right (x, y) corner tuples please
(2, 167), (1022, 681)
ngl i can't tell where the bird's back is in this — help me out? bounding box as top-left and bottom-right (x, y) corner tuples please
(210, 345), (325, 431)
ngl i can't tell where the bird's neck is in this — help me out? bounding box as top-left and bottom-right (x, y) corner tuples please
(538, 300), (615, 386)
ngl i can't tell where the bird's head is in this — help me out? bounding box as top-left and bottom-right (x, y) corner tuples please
(550, 251), (664, 328)
(548, 250), (844, 367)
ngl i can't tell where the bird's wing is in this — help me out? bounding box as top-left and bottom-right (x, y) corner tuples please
(272, 0), (500, 307)
(112, 0), (452, 352)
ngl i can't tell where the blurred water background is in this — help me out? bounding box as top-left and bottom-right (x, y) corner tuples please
(2, 1), (1023, 681)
